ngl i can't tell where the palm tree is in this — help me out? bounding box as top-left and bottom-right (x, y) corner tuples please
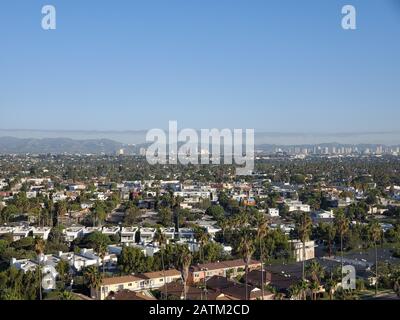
(288, 283), (301, 300)
(219, 218), (228, 243)
(96, 243), (108, 276)
(195, 228), (210, 263)
(309, 281), (320, 300)
(34, 238), (46, 300)
(297, 212), (312, 280)
(368, 221), (382, 296)
(256, 216), (268, 300)
(334, 210), (349, 278)
(325, 223), (336, 257)
(306, 260), (324, 281)
(324, 278), (336, 300)
(306, 260), (324, 300)
(83, 265), (103, 299)
(154, 228), (168, 299)
(298, 279), (309, 300)
(179, 250), (192, 300)
(238, 229), (255, 300)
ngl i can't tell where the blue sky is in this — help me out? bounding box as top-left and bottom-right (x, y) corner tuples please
(0, 0), (399, 132)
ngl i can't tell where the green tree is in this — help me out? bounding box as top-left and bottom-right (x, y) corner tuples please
(368, 221), (382, 296)
(83, 265), (103, 298)
(118, 246), (148, 274)
(296, 212), (312, 280)
(238, 229), (255, 301)
(334, 210), (349, 276)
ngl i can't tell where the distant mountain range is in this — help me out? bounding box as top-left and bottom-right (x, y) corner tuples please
(0, 137), (124, 154)
(1, 129), (400, 145)
(0, 136), (399, 155)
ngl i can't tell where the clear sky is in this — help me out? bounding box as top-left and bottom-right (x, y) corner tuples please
(0, 0), (399, 133)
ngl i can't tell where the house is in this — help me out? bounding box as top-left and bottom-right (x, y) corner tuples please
(102, 226), (120, 236)
(105, 290), (156, 300)
(158, 282), (204, 300)
(92, 269), (181, 300)
(289, 240), (315, 262)
(10, 255), (60, 280)
(120, 227), (138, 245)
(63, 226), (85, 243)
(92, 275), (143, 300)
(178, 228), (196, 242)
(247, 268), (300, 295)
(284, 199), (310, 212)
(268, 208), (280, 217)
(137, 269), (182, 291)
(0, 226), (14, 237)
(12, 226), (34, 241)
(161, 227), (175, 240)
(82, 227), (102, 236)
(71, 248), (117, 271)
(189, 259), (260, 284)
(220, 283), (274, 300)
(206, 275), (274, 300)
(312, 209), (334, 220)
(140, 228), (156, 243)
(52, 192), (67, 202)
(32, 227), (51, 240)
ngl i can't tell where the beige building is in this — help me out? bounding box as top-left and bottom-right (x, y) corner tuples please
(290, 240), (315, 262)
(91, 269), (182, 300)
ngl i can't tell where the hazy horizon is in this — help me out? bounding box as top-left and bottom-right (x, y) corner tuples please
(1, 128), (400, 145)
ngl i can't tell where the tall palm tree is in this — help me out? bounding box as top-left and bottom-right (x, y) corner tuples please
(154, 228), (168, 299)
(324, 278), (336, 300)
(238, 229), (255, 300)
(96, 243), (108, 276)
(368, 221), (382, 296)
(256, 216), (268, 300)
(83, 265), (103, 299)
(179, 250), (192, 300)
(34, 238), (46, 300)
(195, 228), (210, 263)
(219, 218), (228, 243)
(325, 223), (336, 257)
(310, 281), (320, 300)
(306, 260), (324, 300)
(297, 212), (312, 280)
(298, 279), (309, 300)
(334, 210), (349, 278)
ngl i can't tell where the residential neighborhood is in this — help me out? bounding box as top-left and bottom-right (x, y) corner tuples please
(0, 153), (400, 301)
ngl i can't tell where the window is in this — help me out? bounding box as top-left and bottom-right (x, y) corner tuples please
(128, 283), (132, 287)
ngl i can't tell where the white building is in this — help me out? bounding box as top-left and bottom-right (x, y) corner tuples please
(313, 209), (334, 219)
(285, 199), (311, 212)
(32, 227), (51, 240)
(12, 226), (34, 241)
(63, 227), (85, 243)
(120, 227), (138, 245)
(178, 228), (196, 242)
(140, 228), (156, 244)
(268, 208), (280, 217)
(290, 240), (315, 262)
(102, 226), (120, 236)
